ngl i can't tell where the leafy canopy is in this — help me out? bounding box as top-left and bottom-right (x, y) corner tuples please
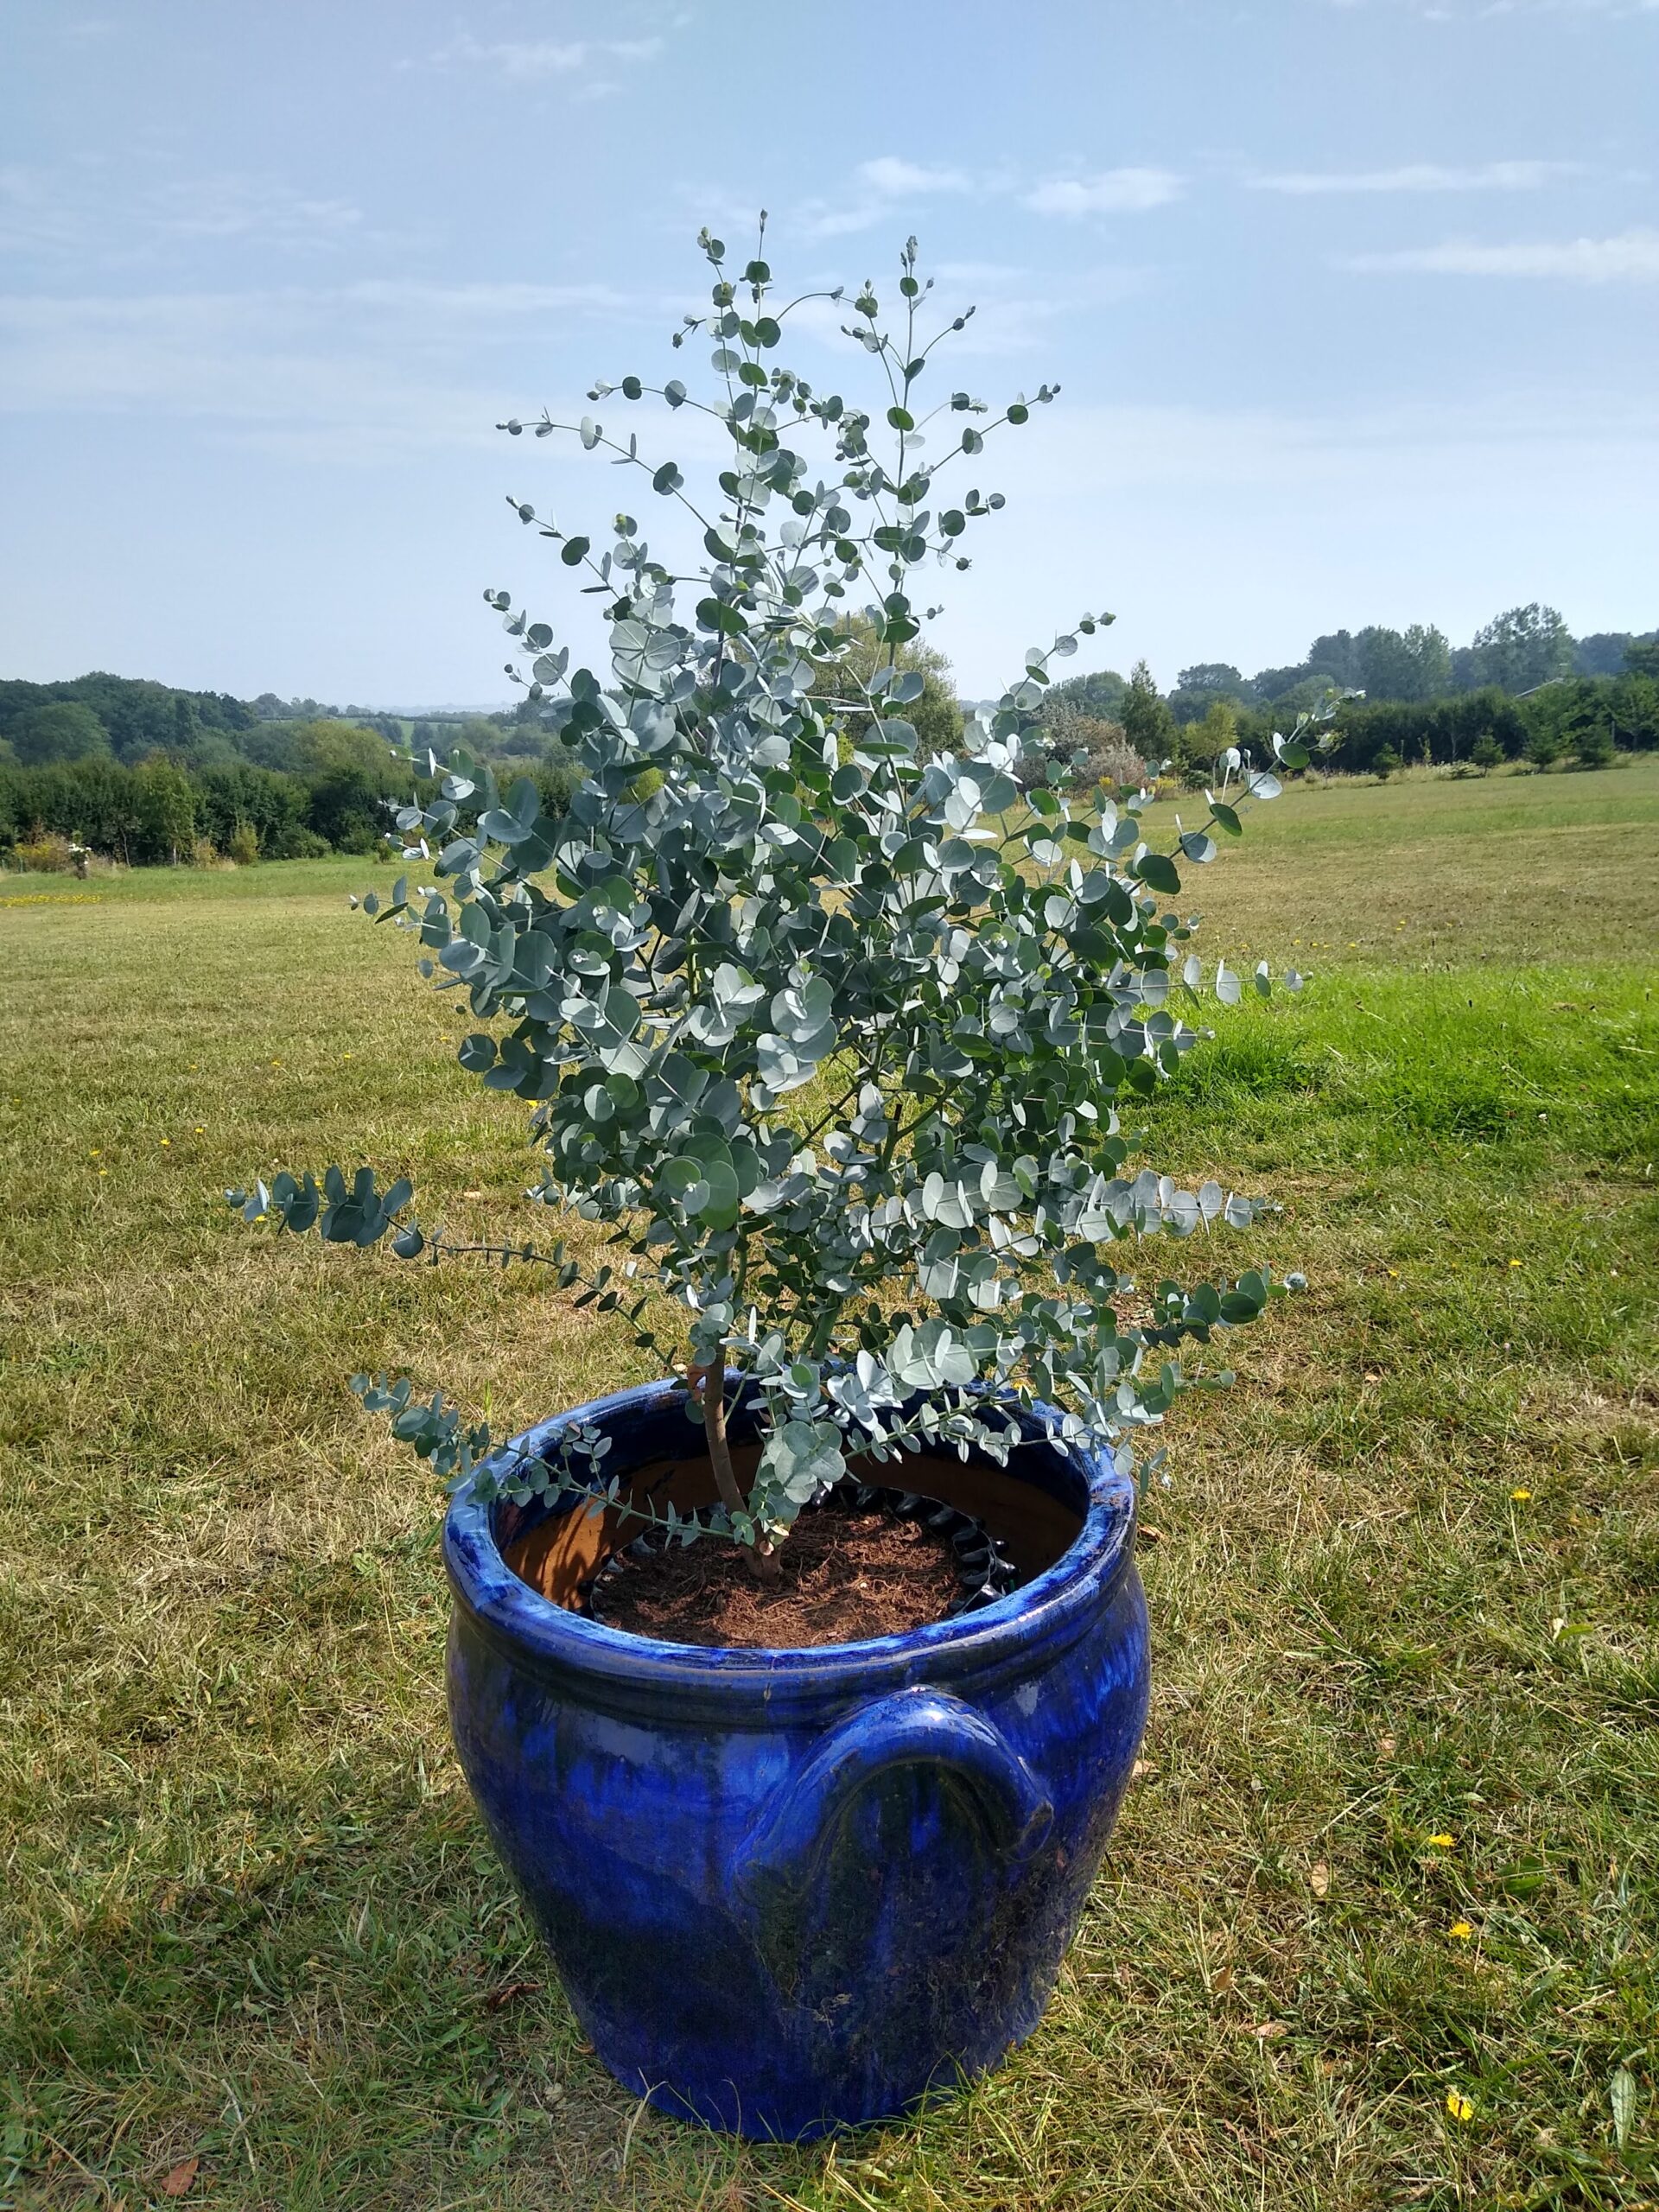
(235, 224), (1325, 1550)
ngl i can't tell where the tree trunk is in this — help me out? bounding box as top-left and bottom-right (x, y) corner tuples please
(690, 1364), (781, 1585)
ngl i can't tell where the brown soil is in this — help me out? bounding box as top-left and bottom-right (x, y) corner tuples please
(594, 1493), (965, 1649)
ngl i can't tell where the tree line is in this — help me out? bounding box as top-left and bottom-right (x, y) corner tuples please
(1035, 608), (1659, 785)
(0, 674), (578, 867)
(0, 718), (577, 869)
(3, 602), (1655, 867)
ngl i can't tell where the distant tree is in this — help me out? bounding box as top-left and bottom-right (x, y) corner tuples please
(496, 721), (546, 757)
(1039, 667), (1128, 725)
(1249, 659), (1312, 702)
(1573, 632), (1635, 678)
(1167, 662), (1248, 724)
(810, 615), (962, 753)
(1372, 744), (1401, 781)
(1177, 663), (1244, 697)
(12, 700), (111, 766)
(1356, 623), (1451, 702)
(1354, 627), (1409, 701)
(1624, 639), (1659, 682)
(1262, 676), (1329, 718)
(130, 756), (197, 865)
(1401, 622), (1452, 699)
(60, 675), (208, 760)
(1609, 672), (1659, 749)
(1574, 726), (1616, 770)
(293, 718), (409, 851)
(293, 719), (393, 780)
(194, 761), (313, 858)
(1174, 699), (1240, 785)
(1471, 603), (1574, 695)
(1306, 630), (1362, 688)
(1121, 659), (1176, 766)
(1440, 686), (1527, 763)
(1523, 726), (1563, 771)
(1469, 734), (1502, 772)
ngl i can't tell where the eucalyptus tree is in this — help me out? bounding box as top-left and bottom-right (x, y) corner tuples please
(233, 224), (1327, 1574)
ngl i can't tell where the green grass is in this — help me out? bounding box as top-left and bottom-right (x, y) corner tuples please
(3, 764), (1656, 2209)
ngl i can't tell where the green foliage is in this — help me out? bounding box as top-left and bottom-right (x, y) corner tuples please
(287, 720), (415, 855)
(810, 613), (963, 754)
(1356, 621), (1452, 703)
(1040, 666), (1128, 725)
(1574, 725), (1617, 771)
(1470, 601), (1574, 694)
(0, 672), (254, 764)
(236, 227), (1331, 1551)
(1121, 659), (1177, 766)
(1171, 700), (1241, 789)
(10, 699), (111, 766)
(1469, 733), (1502, 772)
(1166, 664), (1249, 726)
(130, 758), (197, 866)
(194, 761), (314, 859)
(1373, 744), (1402, 781)
(1309, 687), (1528, 774)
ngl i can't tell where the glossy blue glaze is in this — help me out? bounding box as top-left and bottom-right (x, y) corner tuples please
(442, 1379), (1150, 2139)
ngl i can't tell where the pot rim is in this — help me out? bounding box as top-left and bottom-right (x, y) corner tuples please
(443, 1376), (1136, 1724)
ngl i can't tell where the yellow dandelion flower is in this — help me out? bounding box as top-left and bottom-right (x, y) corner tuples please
(1449, 1921), (1473, 1941)
(159, 1137), (170, 1147)
(1508, 1258), (1522, 1268)
(1427, 1834), (1456, 1848)
(1446, 2089), (1474, 2122)
(99, 1167), (108, 1177)
(194, 1125), (204, 1134)
(1510, 1488), (1531, 1502)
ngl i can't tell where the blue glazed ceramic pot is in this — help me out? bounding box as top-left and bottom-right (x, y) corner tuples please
(442, 1377), (1149, 2140)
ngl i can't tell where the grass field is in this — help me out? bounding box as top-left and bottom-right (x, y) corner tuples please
(3, 759), (1656, 2210)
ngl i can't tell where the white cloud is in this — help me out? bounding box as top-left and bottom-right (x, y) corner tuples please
(1023, 168), (1184, 217)
(0, 164), (371, 263)
(1340, 228), (1659, 279)
(762, 156), (1181, 240)
(416, 33), (663, 79)
(1253, 159), (1583, 194)
(855, 157), (974, 197)
(798, 156), (989, 238)
(146, 176), (364, 245)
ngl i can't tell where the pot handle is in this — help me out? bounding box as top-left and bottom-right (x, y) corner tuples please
(733, 1688), (1052, 1906)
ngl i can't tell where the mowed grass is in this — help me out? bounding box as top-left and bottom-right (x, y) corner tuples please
(2, 760), (1656, 2211)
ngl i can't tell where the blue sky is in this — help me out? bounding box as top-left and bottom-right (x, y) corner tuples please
(1, 0), (1655, 708)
